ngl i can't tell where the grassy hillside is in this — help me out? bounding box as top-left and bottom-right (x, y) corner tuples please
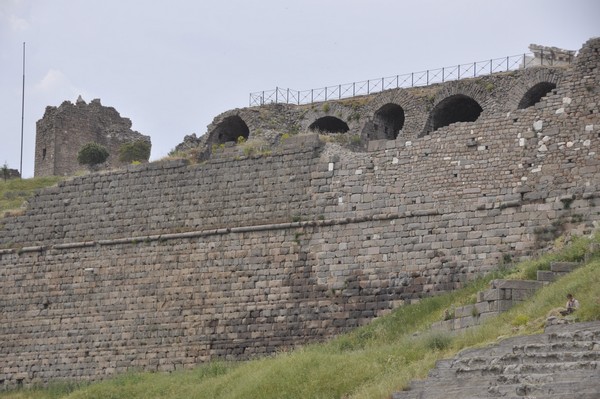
(2, 232), (599, 399)
(0, 176), (63, 217)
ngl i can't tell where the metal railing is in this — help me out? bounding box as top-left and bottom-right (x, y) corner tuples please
(249, 51), (570, 106)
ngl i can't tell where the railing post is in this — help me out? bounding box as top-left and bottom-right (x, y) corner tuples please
(250, 51), (540, 105)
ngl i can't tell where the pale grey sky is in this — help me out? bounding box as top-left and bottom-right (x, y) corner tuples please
(1, 0), (598, 177)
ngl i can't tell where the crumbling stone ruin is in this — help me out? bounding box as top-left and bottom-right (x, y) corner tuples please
(0, 38), (598, 388)
(526, 43), (577, 67)
(34, 96), (151, 176)
(1, 167), (20, 180)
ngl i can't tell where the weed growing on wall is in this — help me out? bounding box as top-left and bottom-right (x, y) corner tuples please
(118, 140), (151, 163)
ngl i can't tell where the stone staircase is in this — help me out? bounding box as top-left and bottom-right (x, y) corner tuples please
(431, 262), (581, 332)
(392, 321), (600, 399)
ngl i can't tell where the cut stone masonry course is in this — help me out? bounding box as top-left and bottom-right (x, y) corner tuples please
(0, 38), (599, 388)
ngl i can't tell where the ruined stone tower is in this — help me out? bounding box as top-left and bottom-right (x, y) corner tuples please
(34, 96), (151, 177)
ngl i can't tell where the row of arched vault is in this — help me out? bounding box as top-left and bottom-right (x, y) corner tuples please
(207, 69), (562, 147)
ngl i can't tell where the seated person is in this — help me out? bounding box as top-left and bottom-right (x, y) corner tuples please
(559, 293), (579, 316)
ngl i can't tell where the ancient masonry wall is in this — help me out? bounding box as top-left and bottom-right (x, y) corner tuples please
(34, 97), (151, 177)
(1, 38), (599, 387)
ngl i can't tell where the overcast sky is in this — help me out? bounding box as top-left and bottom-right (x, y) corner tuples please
(1, 0), (598, 177)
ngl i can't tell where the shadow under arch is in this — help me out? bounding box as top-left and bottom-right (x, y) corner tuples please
(371, 103), (405, 140)
(213, 115), (250, 144)
(518, 82), (557, 109)
(422, 94), (483, 135)
(309, 116), (349, 133)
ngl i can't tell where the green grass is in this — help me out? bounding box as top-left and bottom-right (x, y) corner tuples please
(0, 176), (63, 217)
(2, 232), (599, 399)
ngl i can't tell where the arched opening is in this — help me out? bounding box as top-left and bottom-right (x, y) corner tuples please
(372, 103), (405, 140)
(518, 82), (557, 109)
(425, 94), (483, 134)
(308, 116), (349, 133)
(213, 115), (250, 144)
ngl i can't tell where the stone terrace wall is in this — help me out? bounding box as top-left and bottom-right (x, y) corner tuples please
(0, 38), (599, 388)
(1, 136), (324, 247)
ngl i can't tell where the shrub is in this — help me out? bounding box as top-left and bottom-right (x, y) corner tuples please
(424, 331), (452, 351)
(443, 307), (455, 320)
(511, 314), (529, 326)
(239, 138), (270, 157)
(118, 140), (151, 163)
(77, 143), (109, 167)
(1, 162), (9, 181)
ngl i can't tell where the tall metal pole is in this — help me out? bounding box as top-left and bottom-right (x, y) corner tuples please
(20, 42), (25, 179)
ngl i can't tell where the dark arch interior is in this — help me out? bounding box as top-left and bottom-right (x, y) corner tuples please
(214, 115), (250, 144)
(426, 94), (483, 134)
(309, 116), (349, 133)
(373, 103), (405, 140)
(518, 82), (557, 109)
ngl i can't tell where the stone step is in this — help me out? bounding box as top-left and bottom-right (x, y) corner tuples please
(490, 380), (600, 398)
(453, 360), (600, 376)
(453, 350), (600, 369)
(429, 359), (600, 381)
(422, 364), (598, 386)
(513, 340), (600, 354)
(550, 261), (581, 273)
(393, 383), (490, 399)
(394, 322), (600, 398)
(393, 384), (600, 399)
(536, 261), (582, 282)
(489, 279), (545, 290)
(504, 394), (600, 399)
(440, 339), (557, 362)
(397, 370), (600, 398)
(459, 344), (599, 366)
(545, 320), (600, 334)
(537, 269), (556, 282)
(547, 328), (600, 343)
